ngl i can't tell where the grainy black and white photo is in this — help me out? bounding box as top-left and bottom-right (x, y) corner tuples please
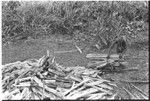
(2, 1), (149, 100)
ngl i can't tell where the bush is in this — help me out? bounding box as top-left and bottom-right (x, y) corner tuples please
(2, 1), (148, 45)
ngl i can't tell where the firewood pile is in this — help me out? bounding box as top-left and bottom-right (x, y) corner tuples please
(2, 51), (148, 100)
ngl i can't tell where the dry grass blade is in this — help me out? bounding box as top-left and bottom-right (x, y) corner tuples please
(54, 50), (78, 54)
(17, 77), (32, 82)
(87, 61), (107, 68)
(97, 83), (113, 90)
(95, 44), (100, 49)
(4, 89), (20, 99)
(129, 83), (148, 99)
(44, 80), (56, 84)
(63, 78), (91, 96)
(107, 82), (117, 87)
(33, 94), (41, 100)
(74, 43), (82, 53)
(21, 88), (29, 99)
(77, 88), (99, 97)
(119, 68), (139, 72)
(47, 50), (50, 57)
(23, 90), (32, 100)
(42, 90), (57, 100)
(122, 87), (137, 99)
(77, 77), (113, 95)
(87, 93), (104, 99)
(86, 53), (108, 58)
(119, 79), (149, 84)
(31, 87), (43, 99)
(30, 93), (35, 100)
(3, 65), (22, 75)
(12, 89), (20, 95)
(21, 88), (27, 96)
(87, 84), (113, 95)
(23, 60), (39, 67)
(52, 62), (64, 72)
(32, 76), (45, 87)
(85, 76), (111, 83)
(3, 91), (10, 99)
(13, 82), (31, 87)
(82, 69), (97, 75)
(33, 78), (62, 98)
(86, 53), (119, 60)
(66, 75), (82, 82)
(11, 93), (22, 100)
(13, 69), (33, 85)
(86, 80), (105, 86)
(39, 55), (50, 67)
(2, 61), (22, 70)
(38, 55), (46, 65)
(109, 54), (120, 58)
(64, 86), (85, 98)
(48, 68), (66, 76)
(136, 93), (148, 99)
(42, 82), (44, 100)
(107, 93), (118, 99)
(65, 88), (98, 100)
(70, 81), (76, 89)
(100, 36), (107, 45)
(44, 85), (62, 99)
(51, 57), (55, 64)
(96, 62), (108, 69)
(33, 85), (57, 99)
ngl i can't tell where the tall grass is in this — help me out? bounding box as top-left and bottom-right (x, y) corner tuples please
(2, 1), (148, 45)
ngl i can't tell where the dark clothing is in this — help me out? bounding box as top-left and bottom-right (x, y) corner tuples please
(107, 37), (127, 59)
(116, 39), (127, 54)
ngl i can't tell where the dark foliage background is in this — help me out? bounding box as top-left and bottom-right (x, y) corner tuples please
(2, 1), (149, 47)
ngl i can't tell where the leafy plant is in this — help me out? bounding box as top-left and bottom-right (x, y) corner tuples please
(2, 1), (148, 45)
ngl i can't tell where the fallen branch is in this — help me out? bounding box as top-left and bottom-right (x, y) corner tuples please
(119, 80), (149, 84)
(54, 50), (78, 54)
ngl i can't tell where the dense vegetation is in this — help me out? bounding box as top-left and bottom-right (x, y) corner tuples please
(2, 1), (149, 47)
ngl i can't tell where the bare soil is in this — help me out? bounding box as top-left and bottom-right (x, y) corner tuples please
(2, 35), (149, 97)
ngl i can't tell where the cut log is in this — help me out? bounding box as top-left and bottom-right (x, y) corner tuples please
(87, 58), (116, 68)
(86, 53), (119, 60)
(87, 61), (107, 68)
